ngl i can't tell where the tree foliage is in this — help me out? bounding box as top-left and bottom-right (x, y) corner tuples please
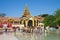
(41, 14), (49, 17)
(43, 15), (56, 27)
(0, 13), (6, 17)
(43, 9), (60, 27)
(55, 9), (60, 17)
(55, 9), (60, 26)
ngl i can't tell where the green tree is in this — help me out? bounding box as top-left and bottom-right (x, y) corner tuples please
(54, 9), (60, 26)
(43, 15), (56, 27)
(0, 13), (6, 17)
(55, 9), (60, 17)
(41, 14), (49, 17)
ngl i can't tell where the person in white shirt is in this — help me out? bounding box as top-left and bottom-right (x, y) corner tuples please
(3, 24), (8, 32)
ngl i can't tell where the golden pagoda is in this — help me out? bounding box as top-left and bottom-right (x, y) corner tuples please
(20, 5), (38, 27)
(22, 5), (31, 18)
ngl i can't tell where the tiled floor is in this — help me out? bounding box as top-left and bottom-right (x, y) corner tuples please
(15, 31), (60, 40)
(0, 32), (18, 40)
(0, 31), (60, 40)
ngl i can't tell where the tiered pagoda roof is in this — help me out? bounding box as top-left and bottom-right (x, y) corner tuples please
(22, 5), (31, 18)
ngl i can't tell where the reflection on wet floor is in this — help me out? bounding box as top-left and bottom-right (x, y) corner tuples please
(0, 31), (60, 40)
(15, 32), (43, 40)
(0, 32), (18, 40)
(44, 32), (60, 40)
(15, 31), (60, 40)
(0, 32), (4, 35)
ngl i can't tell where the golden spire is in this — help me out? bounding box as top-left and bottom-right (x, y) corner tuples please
(22, 5), (31, 17)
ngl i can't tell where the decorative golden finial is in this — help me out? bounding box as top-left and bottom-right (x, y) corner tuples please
(24, 4), (29, 11)
(22, 4), (31, 17)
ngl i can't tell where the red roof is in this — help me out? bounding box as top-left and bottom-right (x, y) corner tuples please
(0, 17), (20, 21)
(0, 17), (8, 20)
(12, 17), (20, 21)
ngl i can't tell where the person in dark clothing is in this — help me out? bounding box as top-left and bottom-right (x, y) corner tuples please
(5, 28), (8, 33)
(18, 28), (20, 31)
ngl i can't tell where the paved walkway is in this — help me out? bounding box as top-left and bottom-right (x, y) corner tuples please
(15, 32), (43, 40)
(0, 33), (18, 40)
(0, 30), (60, 40)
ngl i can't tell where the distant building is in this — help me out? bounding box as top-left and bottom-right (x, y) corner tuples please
(0, 5), (44, 28)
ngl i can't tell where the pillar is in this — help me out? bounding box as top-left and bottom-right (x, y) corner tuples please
(26, 20), (28, 27)
(32, 20), (34, 26)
